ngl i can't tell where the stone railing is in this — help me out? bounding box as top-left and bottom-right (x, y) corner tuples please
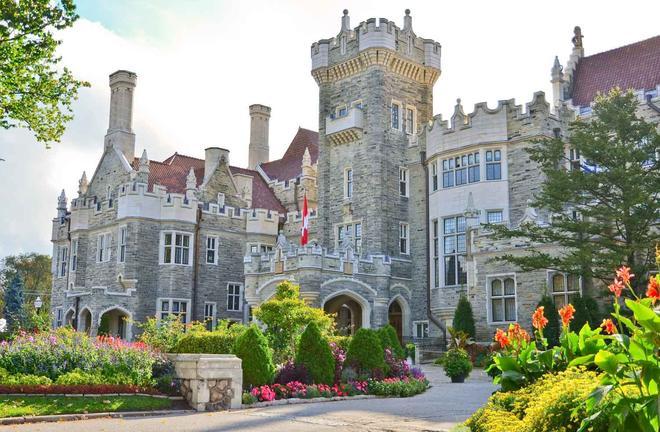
(168, 354), (242, 411)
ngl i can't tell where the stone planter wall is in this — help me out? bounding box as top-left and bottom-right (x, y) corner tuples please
(168, 354), (242, 411)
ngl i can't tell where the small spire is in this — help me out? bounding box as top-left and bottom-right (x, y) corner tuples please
(551, 56), (563, 81)
(341, 9), (350, 32)
(186, 167), (197, 190)
(403, 9), (412, 32)
(301, 147), (311, 167)
(58, 189), (67, 208)
(139, 149), (149, 174)
(78, 171), (88, 196)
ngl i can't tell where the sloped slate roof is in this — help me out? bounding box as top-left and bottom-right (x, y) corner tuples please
(260, 128), (319, 181)
(571, 35), (660, 106)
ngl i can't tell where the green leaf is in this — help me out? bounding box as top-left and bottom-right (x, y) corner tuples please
(595, 350), (619, 374)
(494, 355), (521, 372)
(626, 300), (660, 333)
(569, 353), (595, 367)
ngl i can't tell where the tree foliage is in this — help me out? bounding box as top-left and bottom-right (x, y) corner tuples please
(0, 0), (89, 145)
(377, 324), (405, 359)
(295, 322), (335, 384)
(571, 294), (601, 331)
(536, 296), (560, 347)
(233, 324), (275, 388)
(253, 281), (334, 364)
(345, 328), (385, 375)
(0, 253), (52, 313)
(452, 295), (476, 338)
(3, 273), (25, 333)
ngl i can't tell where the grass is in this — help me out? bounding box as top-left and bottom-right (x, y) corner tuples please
(0, 395), (172, 418)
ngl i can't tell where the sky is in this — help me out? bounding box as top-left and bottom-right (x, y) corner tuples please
(0, 0), (659, 259)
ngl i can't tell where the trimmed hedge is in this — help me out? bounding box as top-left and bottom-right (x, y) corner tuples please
(173, 332), (237, 354)
(346, 328), (385, 375)
(295, 322), (335, 384)
(377, 325), (405, 359)
(453, 295), (476, 338)
(234, 325), (275, 388)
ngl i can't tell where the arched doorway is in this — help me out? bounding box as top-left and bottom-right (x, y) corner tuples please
(323, 292), (370, 335)
(388, 301), (403, 344)
(79, 308), (92, 334)
(98, 308), (130, 339)
(64, 309), (75, 327)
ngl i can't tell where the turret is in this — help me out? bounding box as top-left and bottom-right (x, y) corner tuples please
(550, 56), (565, 110)
(57, 189), (67, 218)
(248, 104), (271, 169)
(77, 171), (88, 196)
(137, 149), (149, 183)
(105, 70), (137, 161)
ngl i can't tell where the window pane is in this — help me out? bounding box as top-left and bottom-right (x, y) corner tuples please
(444, 218), (456, 234)
(162, 301), (169, 312)
(457, 234), (466, 253)
(486, 150), (492, 162)
(487, 211), (503, 224)
(492, 299), (503, 322)
(494, 150), (501, 161)
(183, 235), (189, 247)
(172, 302), (179, 312)
(445, 256), (456, 285)
(553, 294), (565, 309)
(567, 275), (579, 291)
(505, 298), (516, 321)
(552, 274), (564, 292)
(504, 278), (515, 295)
(444, 236), (456, 254)
(182, 248), (189, 265)
(175, 234), (182, 246)
(165, 233), (172, 245)
(491, 279), (502, 296)
(456, 217), (466, 233)
(457, 255), (467, 284)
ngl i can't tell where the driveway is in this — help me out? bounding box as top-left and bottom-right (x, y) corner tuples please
(3, 366), (496, 432)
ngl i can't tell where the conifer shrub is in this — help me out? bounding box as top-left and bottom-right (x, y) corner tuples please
(536, 295), (560, 346)
(452, 295), (476, 338)
(377, 325), (405, 359)
(571, 294), (600, 331)
(233, 325), (275, 388)
(345, 328), (385, 376)
(295, 322), (335, 384)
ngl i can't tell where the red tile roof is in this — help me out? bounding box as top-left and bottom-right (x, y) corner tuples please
(260, 128), (319, 181)
(571, 35), (660, 106)
(132, 153), (286, 213)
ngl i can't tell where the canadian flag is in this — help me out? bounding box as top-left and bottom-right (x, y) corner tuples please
(301, 193), (309, 246)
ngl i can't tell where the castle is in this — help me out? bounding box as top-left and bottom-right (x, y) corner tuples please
(50, 10), (660, 344)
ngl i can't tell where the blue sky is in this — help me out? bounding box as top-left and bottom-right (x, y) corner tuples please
(0, 0), (659, 259)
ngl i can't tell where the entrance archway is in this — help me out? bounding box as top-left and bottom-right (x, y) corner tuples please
(79, 308), (92, 334)
(388, 300), (403, 344)
(98, 308), (131, 339)
(322, 290), (371, 335)
(64, 308), (75, 327)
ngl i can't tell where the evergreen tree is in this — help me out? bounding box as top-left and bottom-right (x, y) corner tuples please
(571, 294), (600, 331)
(233, 325), (275, 388)
(489, 89), (659, 295)
(3, 273), (25, 333)
(346, 328), (385, 376)
(537, 296), (560, 346)
(377, 325), (405, 359)
(452, 295), (476, 338)
(295, 322), (335, 384)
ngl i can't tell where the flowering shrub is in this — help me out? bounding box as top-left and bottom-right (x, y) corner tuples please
(384, 347), (410, 378)
(443, 348), (472, 380)
(274, 360), (311, 385)
(329, 342), (346, 383)
(242, 379), (372, 404)
(367, 377), (429, 397)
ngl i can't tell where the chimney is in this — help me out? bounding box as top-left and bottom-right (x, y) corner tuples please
(105, 70), (137, 161)
(248, 104), (271, 169)
(204, 147), (230, 184)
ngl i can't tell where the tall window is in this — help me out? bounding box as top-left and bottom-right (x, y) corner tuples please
(399, 167), (409, 197)
(337, 222), (362, 251)
(118, 226), (127, 263)
(433, 219), (439, 288)
(227, 283), (242, 312)
(57, 246), (68, 277)
(486, 210), (503, 224)
(413, 321), (429, 338)
(55, 309), (63, 327)
(204, 302), (216, 330)
(550, 273), (581, 308)
(443, 216), (467, 286)
(486, 149), (502, 180)
(431, 161), (438, 191)
(97, 233), (111, 263)
(399, 222), (409, 254)
(405, 107), (414, 134)
(489, 277), (516, 322)
(206, 236), (218, 264)
(391, 103), (400, 129)
(443, 152), (479, 188)
(568, 148), (581, 171)
(159, 299), (189, 323)
(162, 232), (191, 265)
(70, 239), (78, 272)
(344, 168), (353, 199)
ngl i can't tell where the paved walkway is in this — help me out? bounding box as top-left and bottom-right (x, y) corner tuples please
(2, 366), (496, 432)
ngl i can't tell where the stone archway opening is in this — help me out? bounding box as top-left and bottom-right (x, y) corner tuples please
(64, 309), (75, 327)
(79, 309), (92, 334)
(98, 308), (130, 339)
(388, 300), (403, 344)
(324, 294), (363, 336)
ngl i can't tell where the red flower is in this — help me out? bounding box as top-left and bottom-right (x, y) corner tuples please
(494, 328), (510, 348)
(647, 275), (660, 303)
(615, 266), (634, 285)
(608, 279), (624, 297)
(558, 304), (575, 327)
(532, 306), (549, 330)
(601, 319), (616, 335)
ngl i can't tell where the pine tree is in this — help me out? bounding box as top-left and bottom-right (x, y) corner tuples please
(571, 294), (600, 331)
(295, 322), (335, 384)
(3, 273), (25, 333)
(489, 89), (660, 295)
(233, 325), (275, 388)
(452, 295), (476, 338)
(377, 325), (405, 359)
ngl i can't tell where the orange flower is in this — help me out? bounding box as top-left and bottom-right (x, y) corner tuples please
(601, 319), (616, 335)
(608, 279), (624, 297)
(615, 266), (634, 285)
(494, 328), (510, 348)
(509, 323), (531, 343)
(558, 304), (575, 327)
(647, 275), (660, 303)
(532, 306), (549, 330)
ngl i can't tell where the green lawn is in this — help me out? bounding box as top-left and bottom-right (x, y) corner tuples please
(0, 395), (172, 418)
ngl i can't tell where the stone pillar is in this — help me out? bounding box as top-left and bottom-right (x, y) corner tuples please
(105, 70), (137, 161)
(373, 298), (390, 328)
(248, 104), (271, 169)
(168, 354), (243, 411)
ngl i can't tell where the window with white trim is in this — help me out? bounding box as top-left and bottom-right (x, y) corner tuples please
(486, 149), (502, 180)
(391, 102), (401, 129)
(336, 222), (362, 251)
(70, 239), (78, 272)
(158, 299), (189, 323)
(432, 219), (439, 288)
(399, 222), (409, 255)
(405, 107), (415, 134)
(486, 210), (503, 224)
(56, 245), (68, 277)
(161, 231), (192, 265)
(55, 308), (63, 327)
(206, 236), (218, 264)
(97, 233), (111, 263)
(413, 321), (429, 338)
(399, 167), (409, 197)
(344, 168), (353, 199)
(568, 148), (581, 171)
(443, 216), (467, 286)
(249, 243), (273, 254)
(204, 302), (216, 330)
(443, 152), (480, 188)
(118, 226), (127, 263)
(431, 161), (438, 191)
(227, 283), (243, 312)
(550, 273), (581, 308)
(489, 276), (516, 323)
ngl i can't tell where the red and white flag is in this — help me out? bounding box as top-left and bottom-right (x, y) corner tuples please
(301, 193), (309, 246)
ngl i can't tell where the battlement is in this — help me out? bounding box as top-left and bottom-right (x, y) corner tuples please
(311, 10), (441, 83)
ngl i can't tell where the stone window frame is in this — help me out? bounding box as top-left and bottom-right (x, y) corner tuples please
(404, 104), (417, 135)
(487, 273), (517, 324)
(157, 297), (191, 324)
(485, 149), (502, 180)
(117, 225), (127, 263)
(413, 320), (429, 339)
(159, 230), (194, 266)
(336, 104), (348, 118)
(432, 219), (439, 288)
(351, 99), (363, 110)
(227, 283), (243, 312)
(547, 271), (582, 309)
(248, 243), (273, 255)
(204, 302), (217, 330)
(96, 232), (112, 263)
(56, 244), (68, 278)
(334, 220), (363, 252)
(486, 209), (504, 224)
(344, 167), (353, 199)
(442, 151), (480, 188)
(399, 166), (409, 197)
(206, 235), (219, 265)
(55, 308), (63, 327)
(399, 222), (410, 255)
(70, 238), (78, 272)
(391, 100), (402, 130)
(431, 160), (438, 191)
(442, 215), (467, 287)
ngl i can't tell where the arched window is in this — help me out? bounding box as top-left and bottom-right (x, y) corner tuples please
(489, 276), (516, 323)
